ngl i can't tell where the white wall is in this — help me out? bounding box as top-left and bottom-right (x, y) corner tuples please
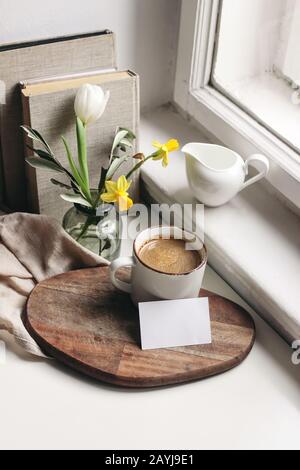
(0, 0), (181, 111)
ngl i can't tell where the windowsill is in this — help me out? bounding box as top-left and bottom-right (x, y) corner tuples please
(140, 105), (300, 343)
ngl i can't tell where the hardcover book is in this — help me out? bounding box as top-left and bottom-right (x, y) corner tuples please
(0, 30), (116, 210)
(21, 70), (140, 221)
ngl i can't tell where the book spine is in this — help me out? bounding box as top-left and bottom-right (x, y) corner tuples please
(0, 30), (114, 53)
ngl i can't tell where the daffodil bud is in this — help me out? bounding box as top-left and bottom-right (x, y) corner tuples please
(74, 84), (110, 126)
(133, 153), (145, 160)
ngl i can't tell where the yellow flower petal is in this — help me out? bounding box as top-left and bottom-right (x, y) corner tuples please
(116, 175), (132, 192)
(117, 175), (126, 192)
(166, 139), (180, 152)
(118, 195), (133, 212)
(152, 140), (162, 149)
(101, 193), (117, 203)
(127, 197), (133, 209)
(105, 180), (117, 193)
(101, 175), (133, 210)
(162, 154), (169, 167)
(122, 179), (131, 192)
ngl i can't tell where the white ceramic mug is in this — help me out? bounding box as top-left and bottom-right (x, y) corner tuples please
(110, 226), (208, 305)
(182, 143), (270, 207)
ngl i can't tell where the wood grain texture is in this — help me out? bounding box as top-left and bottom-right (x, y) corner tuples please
(25, 267), (255, 388)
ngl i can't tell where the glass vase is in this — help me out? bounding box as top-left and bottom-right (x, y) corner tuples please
(62, 203), (121, 261)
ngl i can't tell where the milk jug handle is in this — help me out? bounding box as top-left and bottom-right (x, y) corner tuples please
(241, 154), (270, 191)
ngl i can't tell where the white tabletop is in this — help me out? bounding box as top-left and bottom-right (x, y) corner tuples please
(0, 258), (299, 450)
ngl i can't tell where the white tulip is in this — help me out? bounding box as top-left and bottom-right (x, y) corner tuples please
(74, 84), (110, 125)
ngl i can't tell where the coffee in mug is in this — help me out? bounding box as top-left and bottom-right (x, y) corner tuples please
(110, 226), (207, 305)
(138, 237), (202, 274)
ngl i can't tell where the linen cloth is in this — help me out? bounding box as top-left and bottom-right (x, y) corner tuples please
(0, 212), (107, 357)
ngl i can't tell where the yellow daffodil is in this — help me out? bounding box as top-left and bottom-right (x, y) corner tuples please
(100, 175), (133, 212)
(152, 139), (180, 167)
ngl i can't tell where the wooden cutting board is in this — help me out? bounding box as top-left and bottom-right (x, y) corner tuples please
(25, 266), (255, 388)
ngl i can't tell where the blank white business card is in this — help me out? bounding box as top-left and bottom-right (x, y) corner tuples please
(139, 297), (212, 350)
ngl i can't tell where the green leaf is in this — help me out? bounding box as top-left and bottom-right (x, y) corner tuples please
(26, 157), (64, 173)
(60, 193), (92, 208)
(119, 138), (133, 148)
(70, 179), (82, 193)
(76, 117), (89, 187)
(26, 145), (53, 162)
(50, 179), (72, 190)
(119, 127), (136, 141)
(21, 126), (52, 154)
(61, 136), (93, 206)
(106, 155), (129, 180)
(108, 127), (136, 166)
(21, 125), (42, 142)
(111, 130), (128, 153)
(62, 137), (85, 188)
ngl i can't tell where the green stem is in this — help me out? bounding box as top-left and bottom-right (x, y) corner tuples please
(76, 214), (94, 242)
(126, 155), (154, 179)
(76, 118), (89, 188)
(62, 135), (93, 206)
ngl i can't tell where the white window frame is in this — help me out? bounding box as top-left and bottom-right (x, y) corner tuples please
(174, 0), (300, 208)
(279, 1), (300, 85)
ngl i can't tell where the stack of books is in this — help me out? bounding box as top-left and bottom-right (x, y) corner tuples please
(0, 31), (140, 220)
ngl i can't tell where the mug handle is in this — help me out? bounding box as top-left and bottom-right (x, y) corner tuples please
(241, 154), (270, 190)
(110, 256), (134, 294)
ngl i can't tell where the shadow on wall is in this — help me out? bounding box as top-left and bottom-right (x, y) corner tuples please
(133, 0), (181, 112)
(0, 0), (181, 112)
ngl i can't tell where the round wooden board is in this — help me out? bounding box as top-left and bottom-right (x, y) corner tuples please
(25, 266), (255, 388)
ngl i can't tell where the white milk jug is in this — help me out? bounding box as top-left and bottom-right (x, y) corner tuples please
(182, 143), (269, 207)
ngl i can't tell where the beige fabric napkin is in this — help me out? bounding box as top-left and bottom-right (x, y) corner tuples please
(0, 212), (108, 357)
